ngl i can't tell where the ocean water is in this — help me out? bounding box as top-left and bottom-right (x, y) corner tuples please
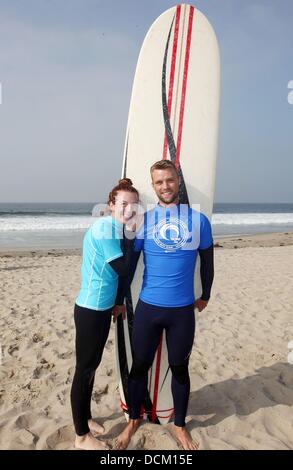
(0, 202), (292, 250)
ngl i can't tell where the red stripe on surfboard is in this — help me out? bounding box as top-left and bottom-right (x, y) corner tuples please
(162, 5), (181, 160)
(172, 5), (186, 145)
(120, 400), (173, 418)
(152, 335), (163, 423)
(175, 5), (194, 169)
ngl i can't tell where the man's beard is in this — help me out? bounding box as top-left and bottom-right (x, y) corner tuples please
(157, 191), (179, 205)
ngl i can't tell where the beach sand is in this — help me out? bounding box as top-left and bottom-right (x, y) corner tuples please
(0, 232), (292, 450)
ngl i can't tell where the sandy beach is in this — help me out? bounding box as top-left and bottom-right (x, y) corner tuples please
(0, 232), (292, 450)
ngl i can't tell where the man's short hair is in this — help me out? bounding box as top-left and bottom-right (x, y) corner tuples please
(150, 160), (178, 176)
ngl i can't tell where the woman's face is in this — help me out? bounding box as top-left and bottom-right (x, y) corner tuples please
(109, 190), (139, 225)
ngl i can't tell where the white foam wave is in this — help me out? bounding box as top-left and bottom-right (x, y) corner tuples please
(0, 215), (94, 232)
(212, 213), (293, 226)
(1, 212), (293, 232)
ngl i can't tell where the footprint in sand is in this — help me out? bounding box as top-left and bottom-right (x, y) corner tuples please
(15, 412), (37, 429)
(56, 350), (72, 360)
(32, 361), (55, 379)
(43, 425), (75, 450)
(32, 333), (43, 343)
(56, 389), (67, 406)
(7, 344), (19, 357)
(92, 385), (109, 404)
(3, 413), (39, 449)
(14, 428), (38, 449)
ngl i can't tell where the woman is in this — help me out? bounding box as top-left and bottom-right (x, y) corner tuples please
(71, 178), (139, 450)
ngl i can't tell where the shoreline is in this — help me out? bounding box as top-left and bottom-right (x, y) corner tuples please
(214, 231), (293, 249)
(0, 231), (292, 256)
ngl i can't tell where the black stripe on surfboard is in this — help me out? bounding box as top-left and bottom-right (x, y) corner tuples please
(123, 133), (129, 179)
(159, 365), (170, 394)
(116, 312), (129, 407)
(162, 15), (190, 206)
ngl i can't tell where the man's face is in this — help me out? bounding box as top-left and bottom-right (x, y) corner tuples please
(151, 168), (180, 206)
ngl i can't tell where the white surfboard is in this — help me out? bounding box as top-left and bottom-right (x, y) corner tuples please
(115, 3), (220, 424)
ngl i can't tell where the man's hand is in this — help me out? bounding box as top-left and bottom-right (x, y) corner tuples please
(112, 304), (126, 323)
(194, 298), (209, 312)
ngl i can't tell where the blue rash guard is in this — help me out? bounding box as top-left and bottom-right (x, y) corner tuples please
(134, 204), (213, 308)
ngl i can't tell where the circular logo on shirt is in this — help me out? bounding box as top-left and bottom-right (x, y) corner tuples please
(153, 218), (189, 251)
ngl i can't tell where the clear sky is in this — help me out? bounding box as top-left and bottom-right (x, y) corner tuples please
(0, 0), (292, 203)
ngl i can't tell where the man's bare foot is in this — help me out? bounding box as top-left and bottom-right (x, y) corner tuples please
(88, 419), (105, 436)
(75, 432), (108, 450)
(171, 425), (200, 450)
(115, 419), (141, 450)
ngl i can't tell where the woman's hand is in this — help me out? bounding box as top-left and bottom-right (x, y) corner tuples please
(112, 304), (126, 323)
(125, 209), (144, 233)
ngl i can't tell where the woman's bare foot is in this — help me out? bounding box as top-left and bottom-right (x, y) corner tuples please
(115, 419), (141, 450)
(88, 419), (105, 436)
(75, 432), (108, 450)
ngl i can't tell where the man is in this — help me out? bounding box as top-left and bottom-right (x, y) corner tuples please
(116, 160), (214, 450)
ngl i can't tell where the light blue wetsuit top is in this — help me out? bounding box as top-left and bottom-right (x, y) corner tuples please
(76, 216), (123, 311)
